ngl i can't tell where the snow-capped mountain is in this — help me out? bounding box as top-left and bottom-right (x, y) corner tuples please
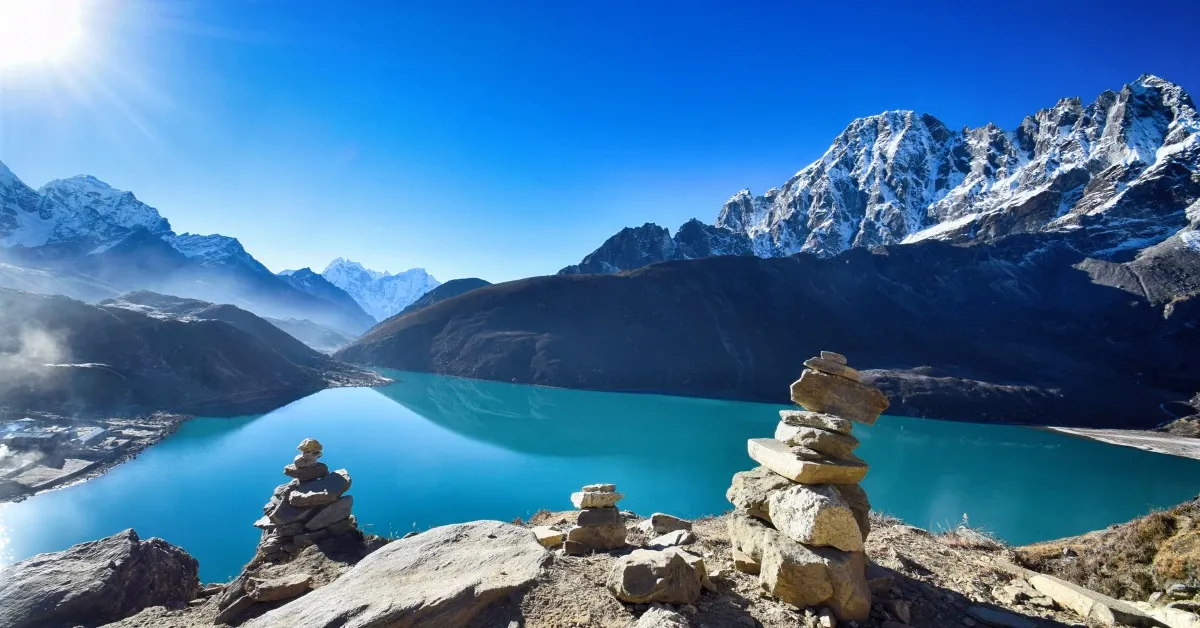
(562, 74), (1200, 273)
(0, 162), (376, 335)
(321, 258), (440, 321)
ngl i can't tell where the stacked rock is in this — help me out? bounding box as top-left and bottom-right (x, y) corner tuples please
(725, 351), (888, 621)
(563, 483), (627, 555)
(253, 438), (361, 561)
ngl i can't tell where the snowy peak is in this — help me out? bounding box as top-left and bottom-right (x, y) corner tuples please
(321, 258), (440, 321)
(38, 175), (173, 240)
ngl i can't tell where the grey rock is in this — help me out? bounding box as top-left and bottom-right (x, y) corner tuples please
(647, 513), (692, 535)
(297, 438), (322, 454)
(776, 424), (861, 458)
(790, 369), (889, 425)
(284, 462), (329, 481)
(287, 469), (351, 507)
(577, 507), (622, 527)
(727, 465), (792, 521)
(0, 529), (199, 628)
(268, 500), (314, 526)
(583, 483), (617, 492)
(305, 495), (353, 531)
(214, 594), (255, 625)
(833, 483), (872, 539)
(323, 515), (358, 537)
(648, 529), (695, 549)
(246, 573), (313, 603)
(747, 438), (869, 484)
(607, 548), (706, 604)
(572, 490), (624, 508)
(821, 351), (848, 364)
(779, 410), (854, 435)
(635, 605), (692, 628)
(293, 452), (321, 468)
(804, 356), (862, 382)
(566, 522), (626, 551)
(767, 484), (864, 551)
(244, 521), (549, 628)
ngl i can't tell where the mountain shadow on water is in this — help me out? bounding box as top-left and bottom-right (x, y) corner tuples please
(338, 236), (1200, 430)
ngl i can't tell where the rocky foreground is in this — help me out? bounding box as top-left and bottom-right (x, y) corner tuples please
(2, 356), (1195, 628)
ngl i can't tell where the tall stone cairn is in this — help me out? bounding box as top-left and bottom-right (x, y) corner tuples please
(252, 438), (361, 561)
(563, 483), (628, 555)
(725, 351), (888, 621)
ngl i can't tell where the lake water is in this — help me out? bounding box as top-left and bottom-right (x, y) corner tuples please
(2, 370), (1199, 582)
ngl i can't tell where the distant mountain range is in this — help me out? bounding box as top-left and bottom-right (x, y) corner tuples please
(341, 75), (1200, 428)
(316, 258), (440, 321)
(562, 74), (1198, 273)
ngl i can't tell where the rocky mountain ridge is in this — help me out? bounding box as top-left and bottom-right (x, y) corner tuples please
(319, 258), (440, 321)
(0, 162), (376, 335)
(562, 75), (1200, 274)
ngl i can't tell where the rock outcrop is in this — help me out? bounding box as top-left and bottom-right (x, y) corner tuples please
(726, 351), (884, 620)
(0, 529), (199, 628)
(243, 520), (549, 628)
(607, 547), (709, 605)
(564, 483), (628, 555)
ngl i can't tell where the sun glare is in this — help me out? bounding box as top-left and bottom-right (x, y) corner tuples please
(0, 0), (85, 69)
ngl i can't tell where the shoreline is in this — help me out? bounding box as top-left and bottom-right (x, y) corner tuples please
(1045, 426), (1200, 460)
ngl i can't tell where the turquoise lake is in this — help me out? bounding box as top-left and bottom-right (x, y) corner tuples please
(2, 370), (1199, 582)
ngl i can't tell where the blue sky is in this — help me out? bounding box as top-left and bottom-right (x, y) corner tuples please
(1, 0), (1197, 283)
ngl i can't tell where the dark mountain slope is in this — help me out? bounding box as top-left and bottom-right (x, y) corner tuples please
(338, 238), (1199, 429)
(1, 289), (382, 416)
(277, 268), (376, 331)
(394, 278), (491, 318)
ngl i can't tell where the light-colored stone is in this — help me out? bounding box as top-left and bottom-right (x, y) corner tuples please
(246, 573), (312, 602)
(733, 548), (760, 574)
(833, 484), (871, 540)
(244, 521), (549, 628)
(304, 496), (353, 531)
(727, 466), (793, 522)
(532, 526), (563, 548)
(297, 438), (322, 454)
(577, 507), (622, 527)
(607, 548), (705, 604)
(767, 484), (863, 551)
(1135, 601), (1200, 628)
(571, 491), (624, 509)
(776, 424), (860, 458)
(288, 469), (351, 508)
(293, 452), (321, 468)
(804, 357), (862, 382)
(648, 529), (695, 549)
(821, 351), (847, 364)
(1029, 574), (1158, 627)
(747, 439), (869, 485)
(779, 410), (854, 435)
(790, 369), (889, 425)
(967, 605), (1036, 628)
(635, 605), (691, 628)
(582, 483), (616, 493)
(566, 523), (626, 551)
(647, 513), (692, 535)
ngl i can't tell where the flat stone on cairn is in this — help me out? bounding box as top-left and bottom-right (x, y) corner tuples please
(564, 483), (627, 555)
(726, 351), (888, 621)
(254, 439), (362, 562)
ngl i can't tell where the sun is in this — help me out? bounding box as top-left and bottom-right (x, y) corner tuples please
(0, 0), (85, 69)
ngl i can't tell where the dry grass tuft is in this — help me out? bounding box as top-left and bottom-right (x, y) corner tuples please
(1015, 498), (1200, 600)
(935, 514), (1006, 551)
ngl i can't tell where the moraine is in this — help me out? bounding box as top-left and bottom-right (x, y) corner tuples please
(1, 370), (1198, 582)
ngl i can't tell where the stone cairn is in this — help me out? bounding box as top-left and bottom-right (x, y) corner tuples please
(253, 438), (360, 561)
(563, 483), (627, 555)
(725, 351), (888, 621)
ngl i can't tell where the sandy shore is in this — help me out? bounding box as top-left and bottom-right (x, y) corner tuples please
(1047, 426), (1200, 460)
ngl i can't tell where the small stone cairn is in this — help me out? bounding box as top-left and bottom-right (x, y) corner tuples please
(725, 351), (889, 621)
(253, 438), (360, 561)
(563, 483), (627, 555)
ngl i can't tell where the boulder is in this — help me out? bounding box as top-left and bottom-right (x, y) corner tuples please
(297, 438), (322, 453)
(727, 466), (792, 522)
(832, 483), (871, 540)
(607, 548), (706, 604)
(533, 526), (564, 548)
(571, 490), (624, 508)
(305, 495), (353, 531)
(244, 521), (549, 628)
(565, 523), (626, 552)
(0, 529), (199, 628)
(747, 439), (869, 484)
(1029, 574), (1158, 627)
(647, 513), (692, 535)
(648, 529), (695, 549)
(287, 469), (351, 508)
(779, 410), (854, 435)
(775, 424), (860, 458)
(577, 507), (622, 527)
(284, 462), (329, 481)
(246, 573), (313, 602)
(803, 357), (862, 382)
(635, 605), (692, 628)
(767, 484), (864, 551)
(790, 369), (889, 425)
(821, 351), (848, 364)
